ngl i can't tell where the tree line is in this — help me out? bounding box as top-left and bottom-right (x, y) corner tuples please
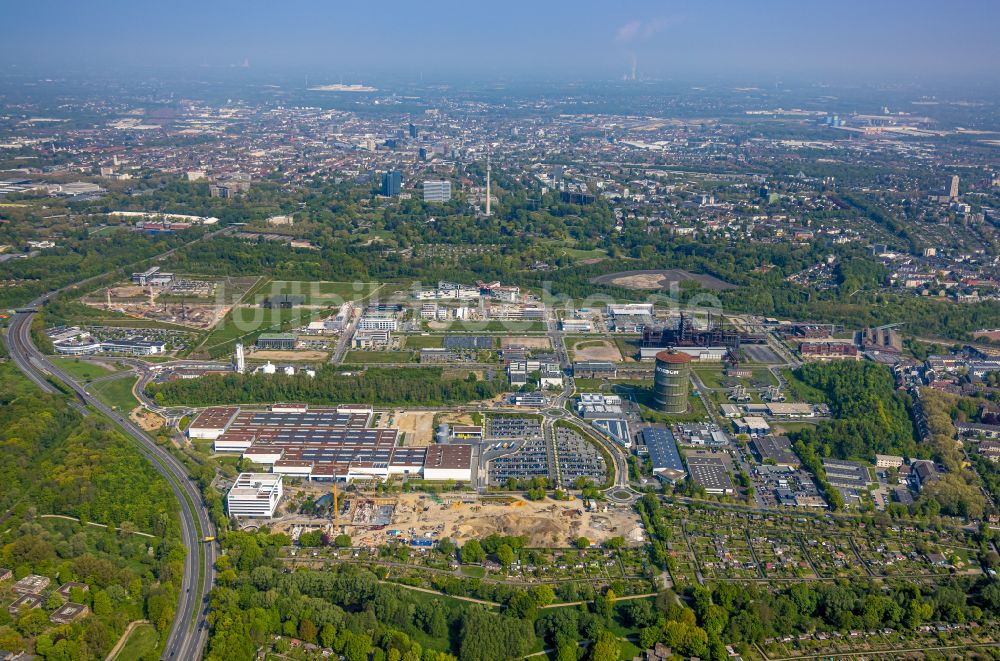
(147, 367), (505, 407)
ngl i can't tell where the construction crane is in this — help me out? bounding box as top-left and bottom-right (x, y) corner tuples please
(333, 483), (340, 531)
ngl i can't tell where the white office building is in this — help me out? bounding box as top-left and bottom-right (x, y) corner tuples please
(357, 316), (398, 331)
(606, 303), (654, 317)
(561, 319), (593, 332)
(423, 180), (452, 202)
(226, 473), (284, 518)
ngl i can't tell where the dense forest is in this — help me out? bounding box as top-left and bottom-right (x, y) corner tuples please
(782, 362), (989, 518)
(0, 362), (185, 659)
(0, 364), (179, 531)
(790, 361), (917, 461)
(913, 389), (989, 519)
(147, 366), (505, 407)
(785, 362), (917, 511)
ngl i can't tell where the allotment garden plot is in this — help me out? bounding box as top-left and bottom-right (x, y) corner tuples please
(653, 505), (983, 586)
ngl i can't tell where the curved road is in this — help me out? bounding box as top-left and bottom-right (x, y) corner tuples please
(544, 310), (632, 493)
(7, 309), (217, 658)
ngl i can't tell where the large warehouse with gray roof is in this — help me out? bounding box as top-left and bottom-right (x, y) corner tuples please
(189, 404), (473, 483)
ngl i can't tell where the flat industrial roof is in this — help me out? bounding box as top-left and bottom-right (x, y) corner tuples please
(766, 403), (814, 415)
(424, 444), (473, 470)
(752, 435), (800, 466)
(822, 458), (871, 488)
(686, 455), (735, 492)
(642, 426), (684, 472)
(592, 418), (630, 445)
(574, 361), (615, 369)
(190, 406), (241, 430)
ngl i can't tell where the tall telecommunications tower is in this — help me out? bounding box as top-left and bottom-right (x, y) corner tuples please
(485, 151), (491, 217)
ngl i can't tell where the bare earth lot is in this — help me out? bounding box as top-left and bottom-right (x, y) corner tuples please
(591, 269), (736, 291)
(393, 411), (437, 446)
(572, 340), (622, 362)
(81, 276), (259, 330)
(130, 407), (165, 432)
(356, 494), (644, 548)
(437, 412), (477, 427)
(84, 300), (227, 330)
(500, 336), (551, 350)
(393, 411), (478, 446)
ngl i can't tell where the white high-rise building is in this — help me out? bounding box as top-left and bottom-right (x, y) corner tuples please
(234, 343), (246, 374)
(423, 180), (451, 202)
(227, 473), (283, 518)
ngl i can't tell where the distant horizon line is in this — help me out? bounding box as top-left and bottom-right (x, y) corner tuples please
(2, 65), (1000, 93)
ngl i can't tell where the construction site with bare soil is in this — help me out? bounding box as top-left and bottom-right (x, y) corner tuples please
(270, 490), (644, 550)
(591, 269), (736, 291)
(79, 275), (260, 330)
(571, 339), (623, 362)
(389, 410), (480, 446)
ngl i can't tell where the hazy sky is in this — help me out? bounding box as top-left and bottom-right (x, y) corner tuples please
(4, 0), (999, 82)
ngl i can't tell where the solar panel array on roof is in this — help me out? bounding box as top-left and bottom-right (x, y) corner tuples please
(591, 418), (631, 447)
(443, 335), (494, 350)
(249, 411), (366, 426)
(209, 406), (439, 481)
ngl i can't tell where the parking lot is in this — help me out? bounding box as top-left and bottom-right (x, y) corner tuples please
(489, 439), (550, 485)
(553, 427), (607, 487)
(487, 416), (542, 440)
(742, 345), (782, 364)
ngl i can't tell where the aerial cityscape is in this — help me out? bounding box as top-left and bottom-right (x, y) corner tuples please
(2, 2), (1000, 660)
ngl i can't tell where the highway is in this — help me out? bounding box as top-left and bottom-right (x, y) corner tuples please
(3, 228), (230, 661)
(7, 305), (217, 660)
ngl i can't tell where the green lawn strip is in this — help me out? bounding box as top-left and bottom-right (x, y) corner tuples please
(88, 373), (140, 411)
(402, 335), (447, 349)
(343, 350), (417, 364)
(112, 622), (159, 661)
(250, 279), (380, 305)
(460, 565), (486, 578)
(196, 306), (331, 358)
(50, 357), (118, 382)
